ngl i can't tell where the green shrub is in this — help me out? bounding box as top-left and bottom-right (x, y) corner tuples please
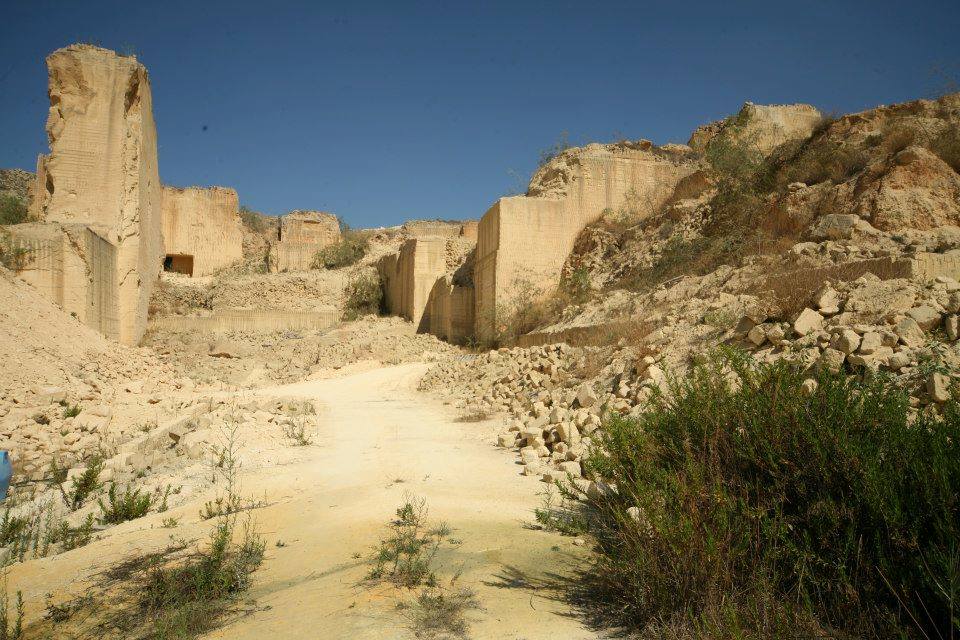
(312, 231), (368, 269)
(0, 230), (31, 271)
(67, 457), (103, 510)
(98, 484), (153, 524)
(0, 195), (27, 226)
(141, 516), (264, 637)
(368, 497), (450, 588)
(238, 205), (266, 233)
(343, 271), (383, 320)
(580, 351), (960, 637)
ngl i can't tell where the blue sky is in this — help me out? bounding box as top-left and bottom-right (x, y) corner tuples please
(2, 1), (958, 227)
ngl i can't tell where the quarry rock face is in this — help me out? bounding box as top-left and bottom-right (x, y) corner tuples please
(378, 236), (448, 331)
(767, 93), (960, 237)
(475, 141), (698, 340)
(161, 186), (243, 276)
(28, 45), (163, 345)
(271, 210), (340, 272)
(688, 102), (823, 155)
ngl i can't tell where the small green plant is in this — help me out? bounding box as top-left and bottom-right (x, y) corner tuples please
(48, 458), (68, 485)
(368, 496), (450, 588)
(67, 456), (103, 510)
(312, 230), (369, 269)
(561, 267), (591, 303)
(98, 483), (153, 524)
(161, 517), (180, 529)
(0, 230), (31, 271)
(533, 484), (587, 536)
(702, 308), (737, 330)
(281, 419), (313, 446)
(0, 511), (29, 549)
(0, 581), (24, 640)
(62, 403), (81, 419)
(408, 584), (480, 639)
(342, 271), (383, 320)
(56, 514), (95, 551)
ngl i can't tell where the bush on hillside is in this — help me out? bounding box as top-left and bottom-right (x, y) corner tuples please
(238, 205), (266, 234)
(0, 230), (31, 271)
(343, 271), (382, 320)
(312, 231), (369, 270)
(577, 350), (960, 638)
(0, 195), (28, 226)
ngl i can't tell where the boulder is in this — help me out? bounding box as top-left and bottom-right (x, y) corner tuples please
(830, 329), (861, 354)
(808, 214), (860, 240)
(819, 348), (846, 372)
(858, 332), (883, 354)
(793, 308), (824, 336)
(928, 372), (952, 403)
(906, 305), (942, 331)
(894, 317), (926, 348)
(576, 384), (598, 408)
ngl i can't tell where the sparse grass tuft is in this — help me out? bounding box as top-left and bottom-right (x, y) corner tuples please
(141, 516), (265, 638)
(408, 584), (480, 639)
(62, 403), (81, 419)
(281, 419), (313, 446)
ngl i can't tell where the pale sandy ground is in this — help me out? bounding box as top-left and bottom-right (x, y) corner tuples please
(12, 363), (599, 639)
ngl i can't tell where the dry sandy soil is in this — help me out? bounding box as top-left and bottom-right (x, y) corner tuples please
(11, 361), (597, 639)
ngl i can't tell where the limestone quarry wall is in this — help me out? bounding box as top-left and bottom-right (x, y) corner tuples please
(475, 143), (698, 339)
(401, 220), (464, 238)
(458, 220), (478, 242)
(272, 211), (340, 272)
(161, 186), (243, 277)
(377, 237), (448, 331)
(148, 309), (338, 335)
(29, 45), (163, 345)
(8, 223), (120, 339)
(427, 276), (475, 344)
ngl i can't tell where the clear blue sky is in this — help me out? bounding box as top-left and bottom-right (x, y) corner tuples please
(2, 1), (958, 227)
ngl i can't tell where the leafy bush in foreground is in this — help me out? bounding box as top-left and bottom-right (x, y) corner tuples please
(581, 351), (960, 638)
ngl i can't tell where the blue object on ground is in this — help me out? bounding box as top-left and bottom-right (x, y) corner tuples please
(0, 451), (11, 500)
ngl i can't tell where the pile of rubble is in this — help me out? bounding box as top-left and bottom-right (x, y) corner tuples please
(421, 342), (662, 482)
(739, 273), (960, 404)
(148, 316), (459, 387)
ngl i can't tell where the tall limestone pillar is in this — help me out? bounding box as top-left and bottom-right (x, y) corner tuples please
(31, 44), (163, 345)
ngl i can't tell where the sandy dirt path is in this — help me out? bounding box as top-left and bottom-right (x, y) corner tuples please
(12, 362), (595, 639)
(201, 362), (596, 639)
